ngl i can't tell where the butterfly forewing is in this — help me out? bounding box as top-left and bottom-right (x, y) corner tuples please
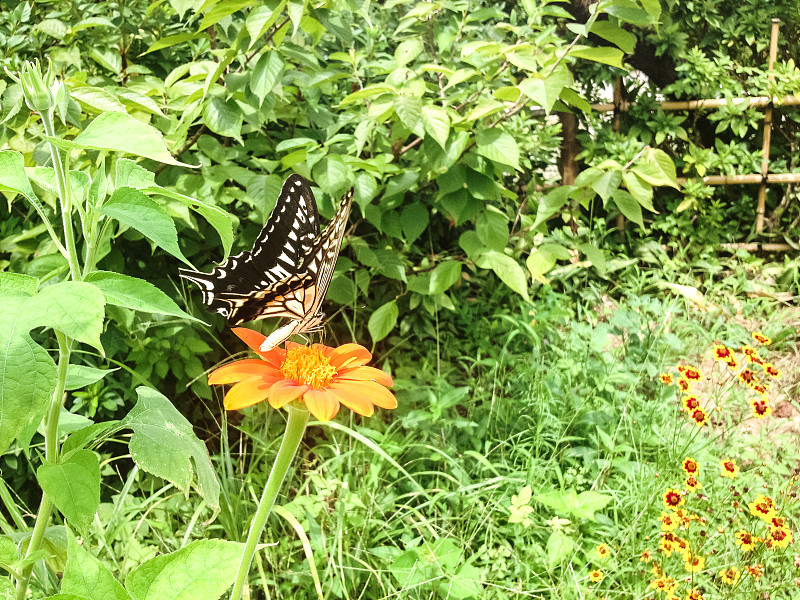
(180, 175), (353, 337)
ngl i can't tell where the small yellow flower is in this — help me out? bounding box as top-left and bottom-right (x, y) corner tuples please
(689, 407), (708, 427)
(734, 530), (756, 551)
(765, 526), (793, 550)
(737, 368), (758, 387)
(660, 373), (674, 385)
(719, 567), (741, 585)
(677, 378), (692, 393)
(687, 588), (704, 600)
(640, 550), (653, 563)
(683, 366), (702, 381)
(682, 457), (699, 476)
(763, 363), (781, 378)
(712, 344), (734, 362)
(684, 554), (705, 572)
(748, 494), (776, 521)
(589, 569), (604, 583)
(663, 489), (685, 510)
(660, 511), (679, 532)
(681, 395), (700, 412)
(752, 331), (771, 345)
(720, 459), (738, 478)
(595, 543), (610, 559)
(685, 476), (702, 491)
(751, 397), (771, 419)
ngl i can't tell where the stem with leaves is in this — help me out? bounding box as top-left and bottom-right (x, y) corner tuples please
(229, 404), (310, 600)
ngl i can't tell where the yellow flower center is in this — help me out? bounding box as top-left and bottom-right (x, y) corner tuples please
(280, 346), (337, 389)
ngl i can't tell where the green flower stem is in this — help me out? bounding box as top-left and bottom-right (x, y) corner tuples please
(229, 404), (310, 600)
(40, 109), (81, 281)
(15, 331), (72, 600)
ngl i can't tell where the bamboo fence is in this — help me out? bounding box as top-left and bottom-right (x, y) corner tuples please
(562, 18), (799, 240)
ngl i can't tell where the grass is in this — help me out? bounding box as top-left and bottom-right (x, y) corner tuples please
(62, 259), (799, 600)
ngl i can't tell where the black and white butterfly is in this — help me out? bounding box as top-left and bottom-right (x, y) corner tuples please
(180, 174), (353, 351)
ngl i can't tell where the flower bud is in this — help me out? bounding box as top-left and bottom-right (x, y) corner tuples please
(19, 60), (55, 113)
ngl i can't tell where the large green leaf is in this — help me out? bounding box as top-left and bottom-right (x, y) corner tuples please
(400, 202), (429, 243)
(86, 271), (202, 322)
(100, 187), (191, 266)
(115, 159), (233, 256)
(475, 251), (530, 302)
(476, 130), (520, 170)
(122, 387), (220, 509)
(0, 282), (105, 451)
(125, 540), (243, 600)
(250, 51), (284, 103)
(37, 450), (100, 533)
(62, 112), (193, 167)
(63, 530), (131, 600)
(393, 95), (422, 130)
(202, 97), (243, 141)
(429, 261), (462, 295)
(518, 65), (570, 114)
(368, 300), (398, 343)
(421, 105), (450, 148)
(611, 189), (644, 228)
(568, 46), (624, 68)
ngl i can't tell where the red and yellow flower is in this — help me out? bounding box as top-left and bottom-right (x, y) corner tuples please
(763, 363), (781, 379)
(684, 476), (702, 491)
(748, 494), (776, 521)
(208, 328), (396, 422)
(684, 554), (705, 572)
(718, 567), (740, 585)
(737, 368), (758, 387)
(687, 588), (705, 600)
(682, 457), (699, 476)
(734, 529), (756, 551)
(751, 331), (771, 345)
(663, 489), (685, 510)
(745, 564), (763, 580)
(660, 511), (679, 532)
(765, 526), (793, 550)
(689, 407), (708, 427)
(720, 458), (738, 479)
(750, 397), (771, 419)
(681, 395), (700, 412)
(660, 373), (674, 385)
(712, 344), (734, 362)
(682, 366), (702, 381)
(677, 378), (692, 393)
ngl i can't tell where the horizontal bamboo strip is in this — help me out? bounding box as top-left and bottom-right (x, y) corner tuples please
(720, 243), (794, 251)
(676, 172), (800, 185)
(591, 95), (800, 113)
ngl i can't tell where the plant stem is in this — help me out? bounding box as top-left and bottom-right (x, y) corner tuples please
(229, 405), (310, 600)
(15, 331), (72, 600)
(40, 110), (81, 280)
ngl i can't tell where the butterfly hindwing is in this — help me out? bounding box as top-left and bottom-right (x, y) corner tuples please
(180, 175), (353, 336)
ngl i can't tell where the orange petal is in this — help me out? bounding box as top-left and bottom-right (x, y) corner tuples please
(232, 327), (285, 365)
(303, 388), (340, 422)
(224, 379), (272, 410)
(328, 344), (372, 369)
(327, 387), (375, 417)
(336, 365), (393, 387)
(330, 380), (397, 409)
(209, 359), (278, 385)
(268, 380), (308, 409)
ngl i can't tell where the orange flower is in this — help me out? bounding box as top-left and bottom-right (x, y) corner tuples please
(682, 457), (699, 476)
(750, 397), (771, 419)
(689, 407), (708, 427)
(208, 328), (396, 422)
(748, 494), (776, 521)
(660, 373), (674, 385)
(663, 489), (685, 510)
(751, 332), (771, 345)
(589, 569), (604, 583)
(741, 345), (758, 359)
(682, 395), (700, 412)
(734, 530), (756, 551)
(751, 382), (769, 395)
(745, 564), (763, 580)
(640, 550), (653, 563)
(763, 363), (781, 379)
(677, 378), (692, 393)
(684, 554), (705, 572)
(718, 567), (740, 585)
(720, 459), (738, 478)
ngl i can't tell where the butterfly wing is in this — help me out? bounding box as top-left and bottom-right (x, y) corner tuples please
(179, 175), (320, 322)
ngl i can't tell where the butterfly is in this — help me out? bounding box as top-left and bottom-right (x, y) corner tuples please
(180, 174), (353, 351)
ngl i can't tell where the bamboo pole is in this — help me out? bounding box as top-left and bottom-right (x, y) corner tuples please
(676, 173), (800, 186)
(613, 77), (625, 232)
(756, 18), (781, 232)
(590, 95), (800, 113)
(720, 242), (794, 252)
